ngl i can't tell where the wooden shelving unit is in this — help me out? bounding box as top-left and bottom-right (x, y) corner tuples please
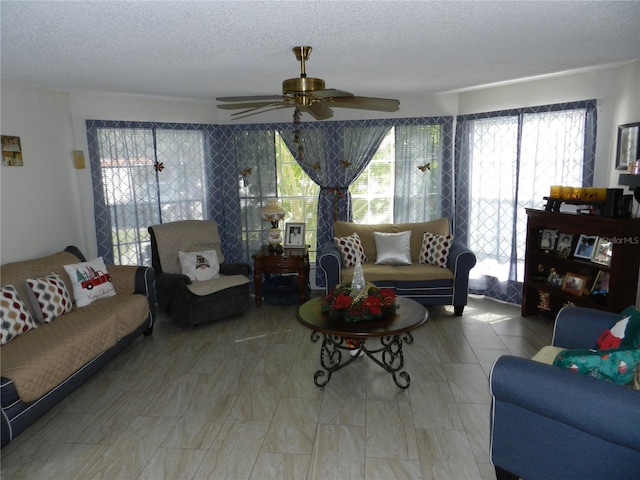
(522, 209), (640, 317)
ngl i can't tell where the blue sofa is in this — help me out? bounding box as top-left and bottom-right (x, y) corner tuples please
(489, 306), (640, 480)
(317, 219), (476, 315)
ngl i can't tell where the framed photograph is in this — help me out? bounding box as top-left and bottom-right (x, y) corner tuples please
(615, 122), (639, 171)
(555, 233), (574, 257)
(538, 229), (558, 251)
(1, 135), (23, 166)
(591, 237), (613, 266)
(561, 272), (587, 296)
(284, 222), (305, 247)
(573, 234), (598, 260)
(590, 270), (610, 295)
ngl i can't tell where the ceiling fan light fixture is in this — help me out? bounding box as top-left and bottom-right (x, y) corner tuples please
(282, 77), (325, 95)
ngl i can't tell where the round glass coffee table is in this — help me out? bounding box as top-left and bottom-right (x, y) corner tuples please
(296, 296), (428, 389)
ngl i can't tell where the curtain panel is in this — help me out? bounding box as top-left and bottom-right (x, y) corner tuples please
(454, 100), (597, 304)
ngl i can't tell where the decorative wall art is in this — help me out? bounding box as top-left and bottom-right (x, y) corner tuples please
(615, 122), (639, 171)
(1, 135), (23, 166)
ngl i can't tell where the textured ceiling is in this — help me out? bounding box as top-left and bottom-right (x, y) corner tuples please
(1, 1), (639, 103)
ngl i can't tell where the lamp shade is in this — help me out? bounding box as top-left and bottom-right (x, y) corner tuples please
(260, 199), (286, 222)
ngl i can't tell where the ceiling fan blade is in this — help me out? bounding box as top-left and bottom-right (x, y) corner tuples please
(300, 102), (334, 120)
(313, 89), (353, 98)
(218, 101), (282, 110)
(216, 95), (285, 102)
(331, 96), (400, 112)
(231, 104), (292, 120)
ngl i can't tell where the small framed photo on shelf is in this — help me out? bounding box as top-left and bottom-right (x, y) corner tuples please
(561, 272), (587, 296)
(591, 237), (613, 266)
(546, 268), (564, 288)
(573, 234), (598, 260)
(555, 233), (574, 257)
(590, 270), (610, 295)
(539, 229), (558, 251)
(537, 291), (552, 311)
(284, 222), (305, 247)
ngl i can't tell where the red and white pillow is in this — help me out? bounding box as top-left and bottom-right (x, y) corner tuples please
(63, 257), (116, 307)
(1, 285), (38, 344)
(333, 233), (368, 268)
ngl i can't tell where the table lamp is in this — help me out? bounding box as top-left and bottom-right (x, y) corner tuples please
(261, 199), (287, 253)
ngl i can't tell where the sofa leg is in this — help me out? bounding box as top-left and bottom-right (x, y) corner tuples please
(454, 305), (464, 316)
(495, 466), (519, 480)
(143, 325), (154, 336)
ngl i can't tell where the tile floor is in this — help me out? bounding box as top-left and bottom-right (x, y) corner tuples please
(0, 294), (553, 479)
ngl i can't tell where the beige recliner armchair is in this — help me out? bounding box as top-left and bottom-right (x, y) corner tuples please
(148, 220), (251, 326)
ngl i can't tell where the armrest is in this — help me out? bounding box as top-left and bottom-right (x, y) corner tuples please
(221, 262), (252, 277)
(156, 271), (191, 290)
(317, 240), (343, 293)
(490, 355), (640, 451)
(552, 306), (619, 348)
(447, 239), (476, 308)
(108, 264), (156, 331)
(447, 239), (476, 274)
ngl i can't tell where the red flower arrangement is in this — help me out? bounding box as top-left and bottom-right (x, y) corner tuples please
(321, 282), (397, 323)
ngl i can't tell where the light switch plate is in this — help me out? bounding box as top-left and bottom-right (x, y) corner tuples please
(73, 150), (86, 169)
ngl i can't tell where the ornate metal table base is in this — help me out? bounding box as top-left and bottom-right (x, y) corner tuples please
(310, 331), (414, 389)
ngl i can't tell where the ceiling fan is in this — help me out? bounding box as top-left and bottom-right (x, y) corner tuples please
(216, 46), (400, 121)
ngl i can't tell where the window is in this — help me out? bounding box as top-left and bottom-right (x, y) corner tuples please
(351, 128), (395, 224)
(457, 101), (596, 304)
(90, 124), (206, 265)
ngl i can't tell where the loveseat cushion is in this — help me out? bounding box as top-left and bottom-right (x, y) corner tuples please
(341, 263), (454, 283)
(333, 218), (449, 263)
(0, 294), (149, 402)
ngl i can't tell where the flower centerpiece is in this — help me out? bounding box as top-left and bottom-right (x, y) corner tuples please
(321, 282), (398, 323)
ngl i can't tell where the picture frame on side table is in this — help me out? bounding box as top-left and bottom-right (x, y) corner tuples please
(590, 270), (610, 295)
(284, 222), (305, 248)
(561, 272), (587, 296)
(591, 237), (613, 266)
(573, 234), (598, 260)
(615, 122), (639, 171)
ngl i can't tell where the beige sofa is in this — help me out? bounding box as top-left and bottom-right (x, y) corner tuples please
(317, 219), (476, 315)
(1, 246), (155, 447)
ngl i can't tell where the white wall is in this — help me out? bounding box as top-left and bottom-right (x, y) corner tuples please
(0, 80), (85, 263)
(2, 61), (638, 264)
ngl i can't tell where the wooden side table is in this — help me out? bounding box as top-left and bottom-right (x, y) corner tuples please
(252, 245), (310, 307)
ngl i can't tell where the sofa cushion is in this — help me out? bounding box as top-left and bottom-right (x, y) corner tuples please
(333, 218), (449, 263)
(0, 307), (120, 402)
(179, 249), (220, 281)
(186, 274), (251, 296)
(374, 231), (412, 265)
(63, 257), (117, 307)
(26, 273), (73, 323)
(1, 285), (38, 345)
(419, 232), (453, 268)
(342, 263), (454, 283)
(333, 233), (368, 267)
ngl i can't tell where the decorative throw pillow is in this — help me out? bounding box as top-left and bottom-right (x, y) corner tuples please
(333, 233), (368, 268)
(26, 273), (73, 322)
(178, 250), (220, 282)
(553, 347), (640, 385)
(374, 231), (412, 265)
(596, 306), (640, 350)
(1, 285), (38, 344)
(63, 257), (116, 307)
(419, 232), (453, 268)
